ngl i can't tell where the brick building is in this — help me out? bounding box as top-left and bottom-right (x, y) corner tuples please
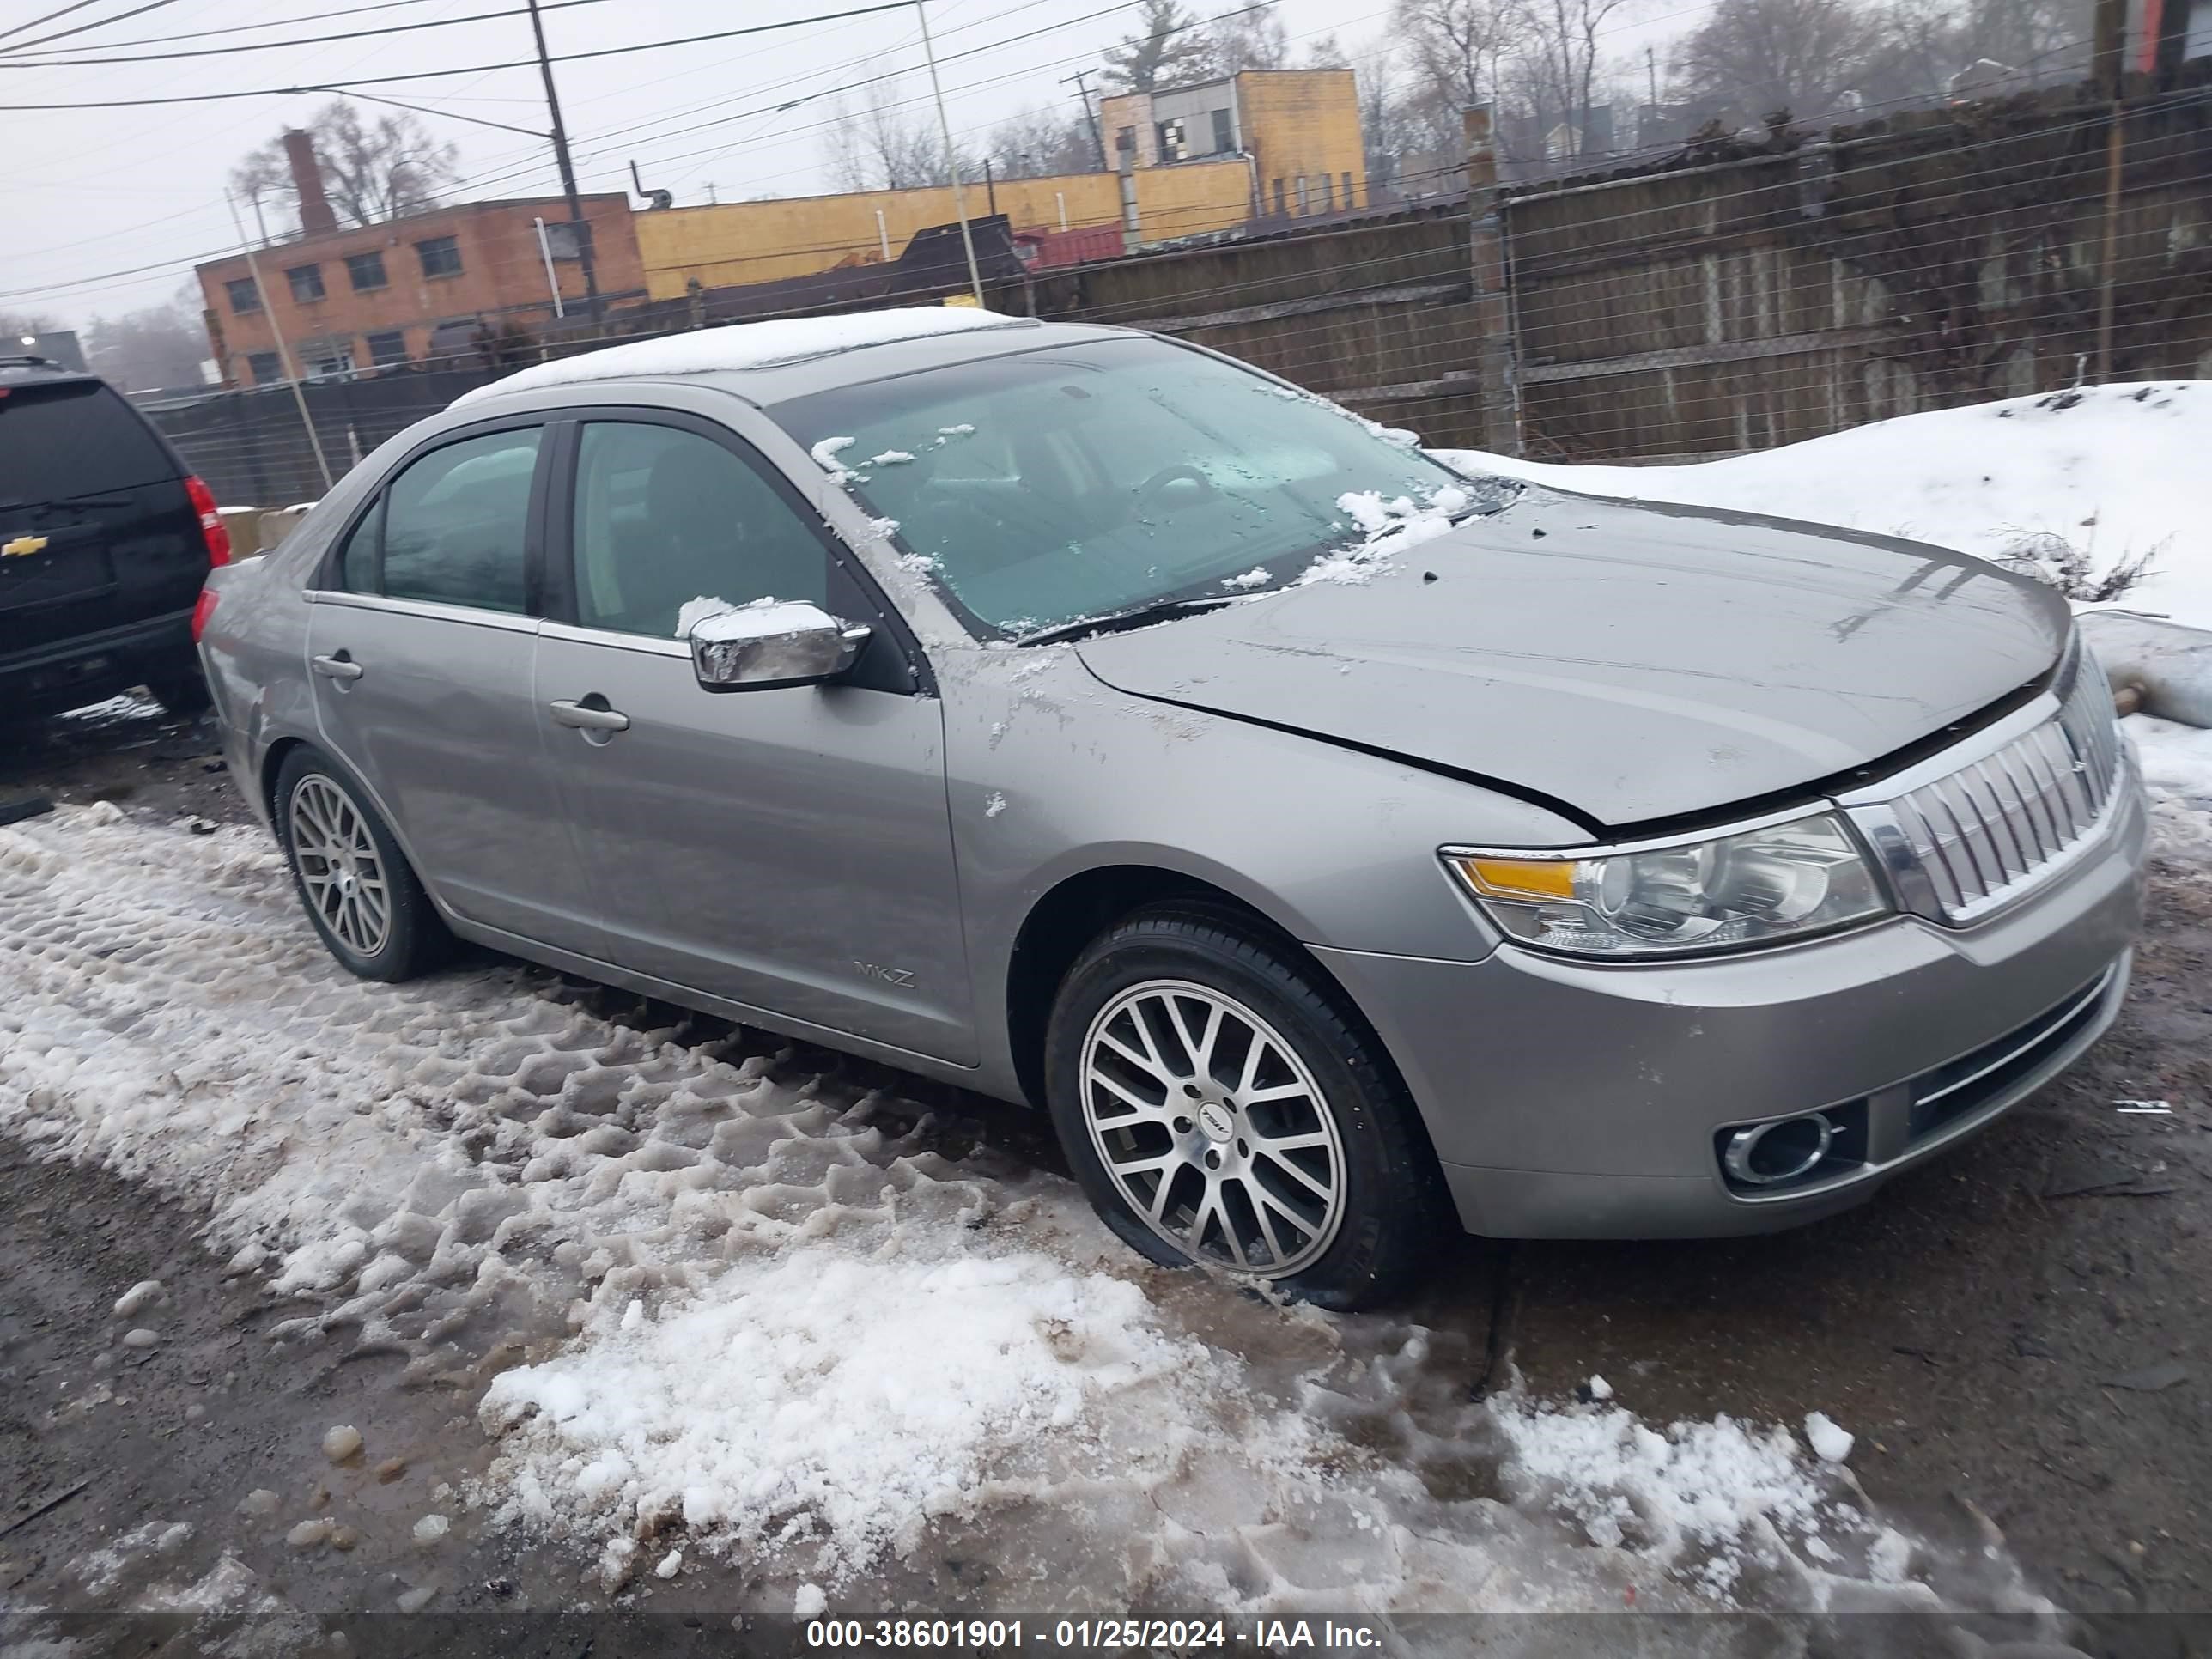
(195, 133), (645, 386)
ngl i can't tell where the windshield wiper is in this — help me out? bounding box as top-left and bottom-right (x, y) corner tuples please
(1018, 595), (1242, 647)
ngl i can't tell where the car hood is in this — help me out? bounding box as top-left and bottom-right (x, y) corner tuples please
(1074, 487), (2070, 831)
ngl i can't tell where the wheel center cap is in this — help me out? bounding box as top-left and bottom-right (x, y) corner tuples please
(1196, 1102), (1236, 1142)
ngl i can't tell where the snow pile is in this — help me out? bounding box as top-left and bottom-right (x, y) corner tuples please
(2129, 714), (2212, 852)
(1436, 382), (2212, 630)
(453, 308), (1034, 408)
(482, 1244), (1216, 1577)
(1492, 1396), (1901, 1602)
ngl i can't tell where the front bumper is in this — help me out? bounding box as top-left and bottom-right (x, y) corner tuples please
(1314, 774), (2148, 1239)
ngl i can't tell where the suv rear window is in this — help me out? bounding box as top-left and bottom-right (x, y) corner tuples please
(0, 381), (178, 510)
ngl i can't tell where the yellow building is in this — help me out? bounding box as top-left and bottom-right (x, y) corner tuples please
(635, 163), (1250, 300)
(632, 70), (1368, 301)
(1100, 68), (1368, 222)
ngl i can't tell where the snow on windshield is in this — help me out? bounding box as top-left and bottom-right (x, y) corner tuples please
(451, 308), (1036, 409)
(1295, 483), (1475, 586)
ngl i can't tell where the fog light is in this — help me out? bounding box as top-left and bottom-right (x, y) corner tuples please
(1722, 1113), (1835, 1186)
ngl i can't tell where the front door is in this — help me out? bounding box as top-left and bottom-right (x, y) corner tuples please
(306, 422), (605, 957)
(532, 413), (975, 1063)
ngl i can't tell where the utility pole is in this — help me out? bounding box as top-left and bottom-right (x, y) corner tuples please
(223, 190), (334, 494)
(526, 0), (602, 326)
(1065, 69), (1108, 170)
(2091, 0), (2124, 379)
(917, 0), (986, 307)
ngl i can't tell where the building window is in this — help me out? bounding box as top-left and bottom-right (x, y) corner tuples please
(1157, 118), (1185, 161)
(1295, 175), (1310, 214)
(1211, 107), (1234, 152)
(1343, 171), (1356, 209)
(539, 220), (586, 261)
(307, 347), (354, 380)
(226, 277), (261, 315)
(416, 235), (463, 278)
(345, 251), (387, 291)
(286, 264), (325, 303)
(246, 351), (283, 385)
(1271, 178), (1286, 216)
(366, 330), (408, 367)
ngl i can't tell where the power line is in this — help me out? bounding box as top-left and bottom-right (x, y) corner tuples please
(0, 0), (921, 108)
(0, 0), (110, 45)
(0, 0), (183, 55)
(0, 0), (455, 58)
(0, 0), (623, 69)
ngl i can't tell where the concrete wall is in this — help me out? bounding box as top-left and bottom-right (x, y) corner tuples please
(633, 161), (1251, 299)
(197, 195), (647, 386)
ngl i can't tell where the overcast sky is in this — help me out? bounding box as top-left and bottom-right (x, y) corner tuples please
(0, 0), (1688, 333)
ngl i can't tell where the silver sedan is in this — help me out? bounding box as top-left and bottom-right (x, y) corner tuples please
(197, 312), (2145, 1308)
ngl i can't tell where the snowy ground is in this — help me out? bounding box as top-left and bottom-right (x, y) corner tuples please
(1436, 381), (2212, 631)
(0, 804), (2115, 1626)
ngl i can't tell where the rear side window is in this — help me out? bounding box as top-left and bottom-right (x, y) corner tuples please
(377, 428), (541, 613)
(0, 381), (178, 510)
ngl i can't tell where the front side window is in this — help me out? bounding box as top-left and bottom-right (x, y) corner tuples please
(571, 421), (829, 640)
(772, 337), (1494, 638)
(416, 236), (462, 278)
(226, 277), (261, 314)
(346, 251), (388, 291)
(286, 264), (325, 303)
(377, 428), (541, 612)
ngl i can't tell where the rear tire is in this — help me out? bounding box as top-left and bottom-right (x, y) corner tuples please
(272, 747), (450, 982)
(1043, 902), (1450, 1310)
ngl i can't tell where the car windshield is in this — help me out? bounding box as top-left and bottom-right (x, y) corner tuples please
(770, 336), (1505, 638)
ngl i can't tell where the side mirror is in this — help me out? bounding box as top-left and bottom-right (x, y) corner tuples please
(689, 601), (871, 692)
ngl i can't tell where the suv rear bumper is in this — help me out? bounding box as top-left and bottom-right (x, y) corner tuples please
(0, 607), (196, 717)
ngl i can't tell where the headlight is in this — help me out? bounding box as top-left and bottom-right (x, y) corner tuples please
(1443, 811), (1890, 958)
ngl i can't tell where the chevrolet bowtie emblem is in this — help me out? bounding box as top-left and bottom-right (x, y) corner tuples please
(1, 534), (48, 558)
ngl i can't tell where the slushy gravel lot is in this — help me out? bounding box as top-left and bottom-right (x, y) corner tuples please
(1, 699), (2207, 1649)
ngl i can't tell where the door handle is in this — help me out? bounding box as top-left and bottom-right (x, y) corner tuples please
(312, 653), (364, 681)
(548, 699), (630, 732)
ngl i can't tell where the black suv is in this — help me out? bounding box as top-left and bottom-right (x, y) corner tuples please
(2, 355), (230, 722)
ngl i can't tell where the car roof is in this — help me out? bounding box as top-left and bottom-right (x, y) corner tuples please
(0, 356), (100, 392)
(449, 313), (1147, 416)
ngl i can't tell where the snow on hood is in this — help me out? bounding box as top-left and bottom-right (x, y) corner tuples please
(1434, 381), (2212, 633)
(451, 307), (1036, 408)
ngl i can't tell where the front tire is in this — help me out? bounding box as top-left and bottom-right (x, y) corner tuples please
(272, 747), (449, 981)
(1044, 904), (1449, 1310)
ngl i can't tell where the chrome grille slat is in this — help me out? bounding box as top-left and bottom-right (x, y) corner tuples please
(1846, 650), (2129, 926)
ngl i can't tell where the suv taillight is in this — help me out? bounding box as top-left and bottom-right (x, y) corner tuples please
(185, 475), (232, 567)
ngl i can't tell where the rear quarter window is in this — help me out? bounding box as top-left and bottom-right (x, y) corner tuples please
(0, 382), (178, 509)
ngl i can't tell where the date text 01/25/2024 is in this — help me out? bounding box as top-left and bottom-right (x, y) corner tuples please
(804, 1620), (1386, 1650)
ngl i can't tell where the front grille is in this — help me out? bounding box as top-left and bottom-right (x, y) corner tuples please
(1856, 653), (2124, 924)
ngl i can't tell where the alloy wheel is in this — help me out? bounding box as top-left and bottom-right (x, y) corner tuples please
(1079, 978), (1346, 1276)
(288, 775), (392, 957)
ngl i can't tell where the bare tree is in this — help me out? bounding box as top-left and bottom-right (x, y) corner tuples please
(1510, 0), (1633, 159)
(823, 70), (957, 192)
(1392, 0), (1510, 158)
(1195, 2), (1290, 76)
(230, 100), (459, 231)
(85, 297), (208, 392)
(985, 106), (1098, 180)
(1102, 0), (1212, 90)
(1672, 0), (1885, 122)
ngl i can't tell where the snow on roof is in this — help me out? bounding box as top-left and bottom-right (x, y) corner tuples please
(451, 307), (1038, 409)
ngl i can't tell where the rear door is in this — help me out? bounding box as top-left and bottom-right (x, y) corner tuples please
(531, 410), (975, 1061)
(306, 419), (605, 957)
(0, 379), (198, 663)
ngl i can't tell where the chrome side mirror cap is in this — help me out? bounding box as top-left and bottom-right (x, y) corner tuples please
(689, 601), (871, 691)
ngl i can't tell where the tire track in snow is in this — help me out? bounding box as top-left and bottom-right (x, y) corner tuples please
(0, 809), (2066, 1621)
